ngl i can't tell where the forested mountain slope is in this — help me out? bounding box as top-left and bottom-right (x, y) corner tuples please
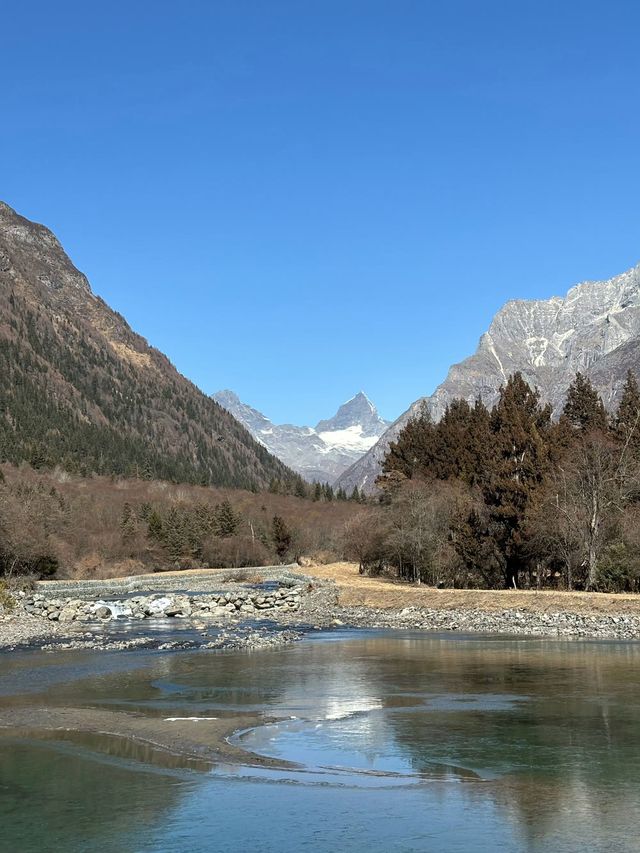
(0, 202), (293, 489)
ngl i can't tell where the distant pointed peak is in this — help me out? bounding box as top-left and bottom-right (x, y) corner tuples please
(213, 389), (241, 406)
(343, 390), (374, 407)
(315, 392), (388, 434)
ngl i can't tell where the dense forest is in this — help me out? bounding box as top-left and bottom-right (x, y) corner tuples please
(344, 371), (640, 593)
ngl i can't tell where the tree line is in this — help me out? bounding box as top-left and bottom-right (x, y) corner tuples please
(344, 371), (640, 592)
(267, 477), (367, 503)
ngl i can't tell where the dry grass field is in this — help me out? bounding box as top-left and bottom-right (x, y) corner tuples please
(305, 561), (640, 615)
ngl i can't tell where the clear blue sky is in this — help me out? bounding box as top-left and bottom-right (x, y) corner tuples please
(3, 1), (640, 425)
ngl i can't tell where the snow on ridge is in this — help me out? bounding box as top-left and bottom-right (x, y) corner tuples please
(317, 425), (381, 453)
(212, 388), (390, 482)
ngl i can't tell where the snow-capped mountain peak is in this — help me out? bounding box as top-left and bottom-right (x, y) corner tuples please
(212, 391), (391, 483)
(315, 391), (387, 437)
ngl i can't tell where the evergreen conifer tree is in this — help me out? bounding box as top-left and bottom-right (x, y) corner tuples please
(615, 370), (640, 454)
(120, 502), (137, 540)
(162, 506), (188, 560)
(272, 515), (292, 562)
(213, 500), (240, 538)
(294, 478), (308, 499)
(383, 406), (434, 480)
(455, 373), (551, 589)
(563, 373), (607, 432)
(147, 510), (164, 541)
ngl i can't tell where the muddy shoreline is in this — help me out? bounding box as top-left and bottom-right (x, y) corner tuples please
(0, 707), (296, 773)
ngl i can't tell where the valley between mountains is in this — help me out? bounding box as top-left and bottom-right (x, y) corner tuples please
(1, 200), (640, 600)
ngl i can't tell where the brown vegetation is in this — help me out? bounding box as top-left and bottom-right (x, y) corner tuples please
(0, 465), (361, 579)
(307, 561), (640, 615)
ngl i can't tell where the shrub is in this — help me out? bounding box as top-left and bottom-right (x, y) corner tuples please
(0, 580), (15, 612)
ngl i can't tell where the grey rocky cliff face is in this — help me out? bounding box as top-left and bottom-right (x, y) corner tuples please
(0, 202), (94, 306)
(337, 262), (640, 494)
(213, 390), (390, 484)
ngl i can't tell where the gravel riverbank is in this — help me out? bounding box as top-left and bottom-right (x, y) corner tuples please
(0, 612), (66, 650)
(2, 564), (640, 651)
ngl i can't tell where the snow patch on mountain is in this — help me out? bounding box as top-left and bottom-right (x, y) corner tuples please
(213, 390), (391, 483)
(317, 426), (381, 453)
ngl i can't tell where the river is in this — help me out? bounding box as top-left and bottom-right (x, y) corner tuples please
(1, 630), (639, 852)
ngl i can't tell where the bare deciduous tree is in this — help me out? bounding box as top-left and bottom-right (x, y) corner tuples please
(539, 432), (640, 590)
(383, 481), (462, 585)
(342, 509), (388, 575)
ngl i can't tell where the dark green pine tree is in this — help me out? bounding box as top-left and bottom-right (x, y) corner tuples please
(382, 398), (490, 487)
(432, 398), (491, 484)
(120, 502), (137, 541)
(161, 506), (189, 560)
(563, 372), (607, 432)
(213, 500), (241, 538)
(294, 477), (308, 499)
(272, 515), (292, 562)
(430, 399), (475, 480)
(312, 482), (323, 502)
(456, 373), (551, 590)
(322, 483), (334, 502)
(465, 400), (492, 486)
(147, 509), (164, 542)
(349, 486), (360, 502)
(382, 405), (434, 480)
(614, 370), (640, 455)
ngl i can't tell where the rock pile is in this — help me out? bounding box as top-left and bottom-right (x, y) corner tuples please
(335, 604), (640, 640)
(18, 586), (302, 623)
(38, 625), (304, 652)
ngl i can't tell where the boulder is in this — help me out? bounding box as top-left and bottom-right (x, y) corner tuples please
(145, 596), (173, 616)
(58, 607), (77, 623)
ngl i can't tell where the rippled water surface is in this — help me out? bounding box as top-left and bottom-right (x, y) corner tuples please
(1, 630), (640, 852)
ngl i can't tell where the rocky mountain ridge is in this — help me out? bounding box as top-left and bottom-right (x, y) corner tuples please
(336, 261), (640, 493)
(213, 390), (390, 483)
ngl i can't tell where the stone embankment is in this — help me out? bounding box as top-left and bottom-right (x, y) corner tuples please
(32, 564), (302, 598)
(1, 565), (310, 650)
(19, 586), (302, 624)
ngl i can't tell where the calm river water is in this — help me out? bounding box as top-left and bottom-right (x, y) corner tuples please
(1, 630), (639, 852)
